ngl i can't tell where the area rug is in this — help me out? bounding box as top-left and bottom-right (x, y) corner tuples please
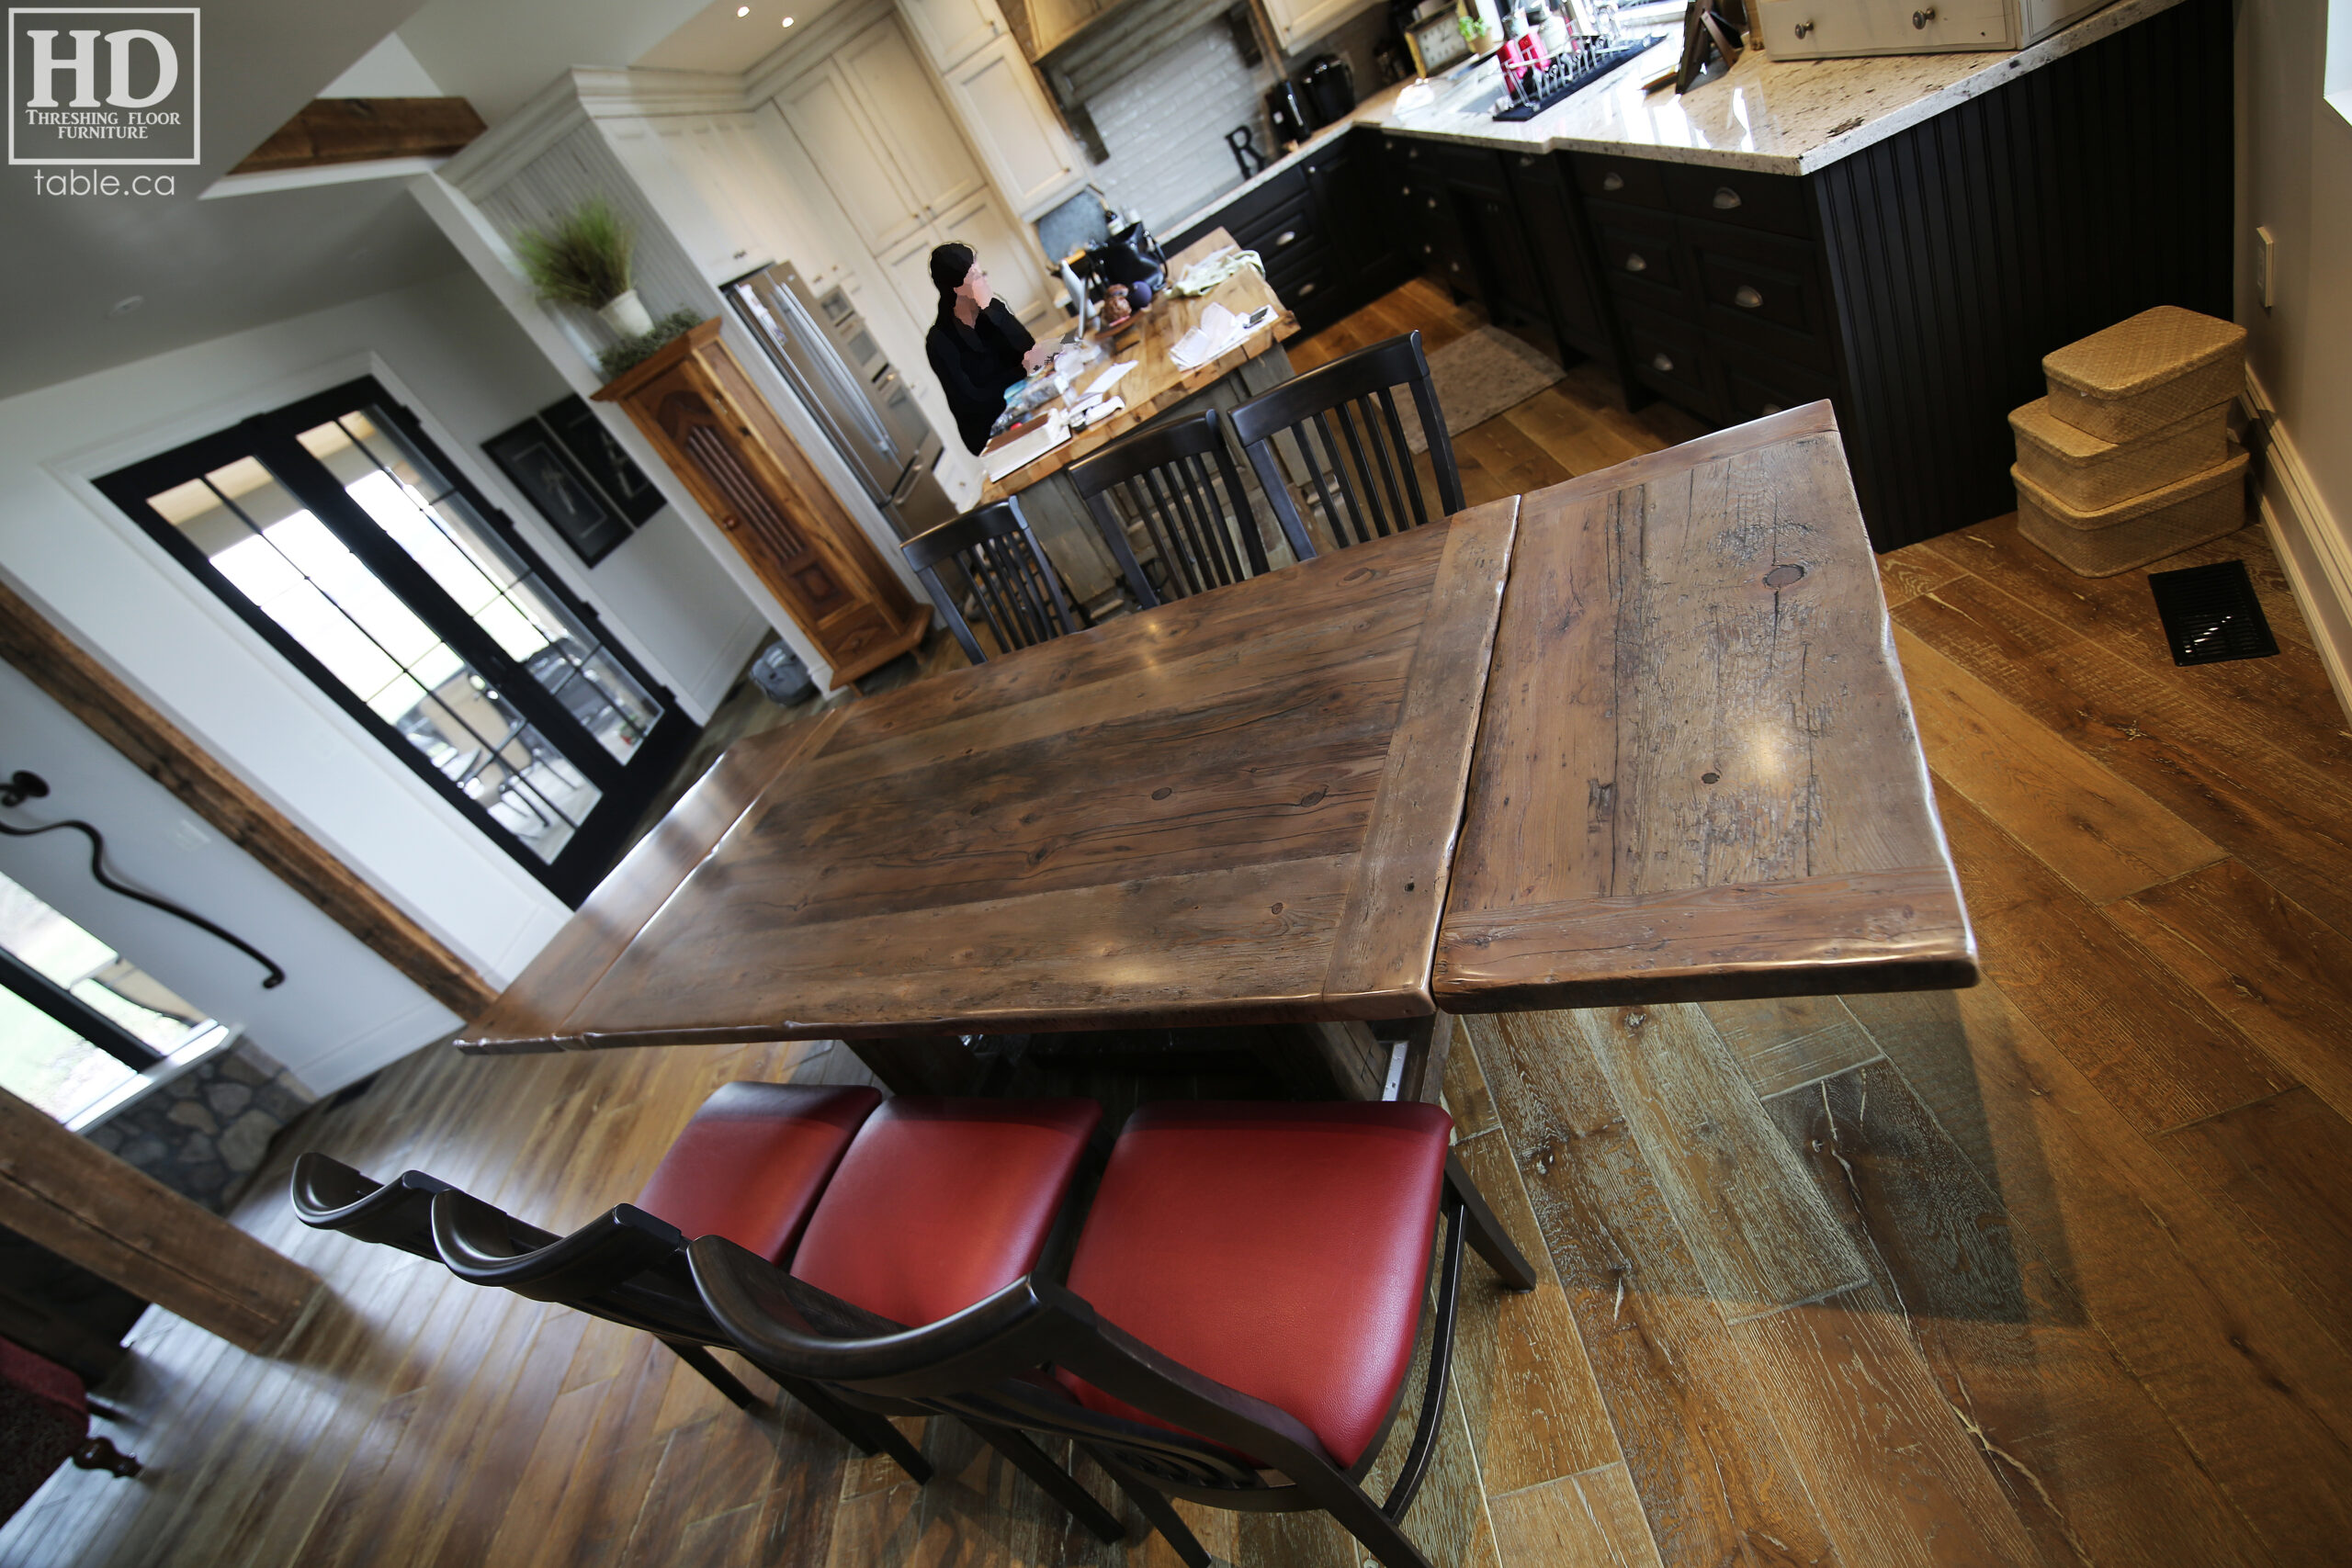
(1396, 325), (1565, 454)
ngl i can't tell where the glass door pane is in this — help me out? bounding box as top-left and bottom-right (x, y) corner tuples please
(144, 462), (602, 864)
(98, 377), (696, 905)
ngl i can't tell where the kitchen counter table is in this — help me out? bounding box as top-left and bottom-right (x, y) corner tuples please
(460, 405), (1974, 1098)
(977, 228), (1302, 613)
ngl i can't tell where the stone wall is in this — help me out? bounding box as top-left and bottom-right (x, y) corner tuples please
(82, 1039), (315, 1213)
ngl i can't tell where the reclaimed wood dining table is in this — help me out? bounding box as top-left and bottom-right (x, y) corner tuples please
(458, 403), (1975, 1100)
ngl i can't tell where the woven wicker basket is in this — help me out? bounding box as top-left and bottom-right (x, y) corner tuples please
(2014, 447), (2248, 578)
(2010, 396), (2231, 512)
(2043, 305), (2245, 443)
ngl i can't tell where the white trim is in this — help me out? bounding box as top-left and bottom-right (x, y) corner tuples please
(199, 155), (449, 200)
(2245, 367), (2352, 726)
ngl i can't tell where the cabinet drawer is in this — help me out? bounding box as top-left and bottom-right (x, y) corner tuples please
(1661, 163), (1813, 239)
(1235, 187), (1317, 258)
(1617, 300), (1715, 417)
(1754, 0), (2016, 59)
(1217, 166), (1309, 243)
(1683, 220), (1834, 367)
(1569, 152), (1670, 210)
(1589, 203), (1692, 308)
(1714, 340), (1837, 424)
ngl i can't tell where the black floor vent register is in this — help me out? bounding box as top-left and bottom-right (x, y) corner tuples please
(2147, 559), (2279, 666)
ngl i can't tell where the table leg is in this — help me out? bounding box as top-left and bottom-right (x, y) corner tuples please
(1394, 1010), (1455, 1107)
(1261, 1013), (1454, 1104)
(842, 1035), (989, 1097)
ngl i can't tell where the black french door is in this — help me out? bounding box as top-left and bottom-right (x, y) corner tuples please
(97, 378), (697, 906)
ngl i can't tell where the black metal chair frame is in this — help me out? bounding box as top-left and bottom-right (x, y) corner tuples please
(288, 1154), (927, 1481)
(1227, 331), (1466, 555)
(901, 499), (1078, 663)
(1064, 409), (1306, 606)
(689, 1150), (1535, 1568)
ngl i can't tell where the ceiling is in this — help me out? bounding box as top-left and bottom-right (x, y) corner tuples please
(634, 0), (845, 77)
(0, 0), (447, 403)
(1, 0), (806, 406)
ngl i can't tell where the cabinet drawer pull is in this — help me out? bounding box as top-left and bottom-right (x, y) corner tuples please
(1623, 252), (1648, 274)
(1601, 171), (1623, 191)
(1733, 284), (1764, 309)
(1298, 280), (1317, 295)
(1913, 5), (1935, 25)
(1408, 146), (1419, 159)
(1651, 352), (1675, 373)
(1759, 401), (1784, 415)
(1275, 230), (1297, 247)
(1520, 155), (1535, 167)
(1422, 243), (1433, 254)
(1713, 186), (1742, 209)
(1793, 19), (1814, 36)
(1449, 260), (1463, 272)
(1426, 197), (1439, 209)
(1401, 184), (1411, 196)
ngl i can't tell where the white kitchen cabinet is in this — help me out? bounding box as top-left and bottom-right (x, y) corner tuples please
(899, 0), (1004, 68)
(842, 22), (989, 222)
(944, 36), (1081, 216)
(776, 66), (929, 254)
(1263, 0), (1382, 53)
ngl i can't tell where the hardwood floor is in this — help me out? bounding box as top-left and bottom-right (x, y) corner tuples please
(8, 278), (2352, 1568)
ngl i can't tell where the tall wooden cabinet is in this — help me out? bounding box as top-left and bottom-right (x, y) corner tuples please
(596, 321), (928, 687)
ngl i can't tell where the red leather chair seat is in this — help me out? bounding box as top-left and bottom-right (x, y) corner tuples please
(633, 1082), (881, 1262)
(1059, 1100), (1452, 1468)
(792, 1097), (1102, 1328)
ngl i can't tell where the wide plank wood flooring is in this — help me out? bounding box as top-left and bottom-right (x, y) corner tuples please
(8, 276), (2352, 1568)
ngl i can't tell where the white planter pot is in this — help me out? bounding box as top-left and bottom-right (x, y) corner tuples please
(596, 289), (654, 337)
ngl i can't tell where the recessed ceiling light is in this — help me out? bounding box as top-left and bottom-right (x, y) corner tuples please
(782, 15), (795, 26)
(108, 295), (143, 317)
(735, 6), (748, 14)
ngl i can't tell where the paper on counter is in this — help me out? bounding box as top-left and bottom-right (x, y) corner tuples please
(1169, 302), (1274, 370)
(983, 409), (1070, 484)
(1087, 359), (1138, 396)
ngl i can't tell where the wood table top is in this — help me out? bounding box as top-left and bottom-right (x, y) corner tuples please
(978, 227), (1296, 502)
(459, 497), (1521, 1054)
(1432, 403), (1979, 1011)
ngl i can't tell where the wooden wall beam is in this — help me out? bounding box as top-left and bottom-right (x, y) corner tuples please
(229, 96), (486, 175)
(0, 576), (498, 1020)
(0, 1089), (322, 1355)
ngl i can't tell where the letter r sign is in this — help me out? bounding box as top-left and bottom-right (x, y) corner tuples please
(8, 8), (198, 164)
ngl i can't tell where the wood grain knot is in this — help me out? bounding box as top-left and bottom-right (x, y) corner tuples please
(1763, 564), (1807, 588)
(1702, 772), (1720, 784)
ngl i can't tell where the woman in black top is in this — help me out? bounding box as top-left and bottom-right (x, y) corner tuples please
(926, 243), (1052, 454)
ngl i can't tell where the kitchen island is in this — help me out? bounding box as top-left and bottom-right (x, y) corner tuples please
(1162, 0), (2228, 552)
(978, 227), (1301, 611)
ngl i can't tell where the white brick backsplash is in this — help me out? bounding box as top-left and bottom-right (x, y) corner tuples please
(1084, 23), (1277, 235)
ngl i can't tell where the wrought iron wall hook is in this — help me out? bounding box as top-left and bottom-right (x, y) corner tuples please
(0, 769), (288, 989)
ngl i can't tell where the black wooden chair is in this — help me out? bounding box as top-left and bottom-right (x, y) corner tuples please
(1065, 410), (1308, 605)
(901, 500), (1077, 663)
(1227, 331), (1465, 553)
(688, 1100), (1537, 1568)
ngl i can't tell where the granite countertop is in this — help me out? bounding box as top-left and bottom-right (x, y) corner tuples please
(1168, 0), (2177, 216)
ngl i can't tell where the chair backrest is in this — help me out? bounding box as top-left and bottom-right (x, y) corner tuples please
(901, 500), (1076, 663)
(1226, 331), (1464, 552)
(430, 1187), (735, 1345)
(1064, 411), (1299, 606)
(290, 1154), (453, 1261)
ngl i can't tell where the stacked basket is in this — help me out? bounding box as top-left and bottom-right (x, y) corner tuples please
(2008, 306), (2249, 577)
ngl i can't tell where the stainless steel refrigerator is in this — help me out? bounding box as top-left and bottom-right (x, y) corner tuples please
(723, 262), (958, 543)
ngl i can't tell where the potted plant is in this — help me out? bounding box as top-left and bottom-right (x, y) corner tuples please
(512, 197), (652, 335)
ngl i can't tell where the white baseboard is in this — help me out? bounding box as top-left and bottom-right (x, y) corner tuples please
(2244, 369), (2352, 727)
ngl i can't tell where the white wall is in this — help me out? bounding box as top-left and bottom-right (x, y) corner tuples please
(0, 665), (453, 1096)
(2237, 0), (2352, 717)
(0, 266), (766, 1001)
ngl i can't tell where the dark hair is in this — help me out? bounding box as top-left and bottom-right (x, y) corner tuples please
(929, 243), (976, 324)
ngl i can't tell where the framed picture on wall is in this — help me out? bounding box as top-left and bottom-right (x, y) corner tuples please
(540, 396), (665, 526)
(482, 418), (634, 568)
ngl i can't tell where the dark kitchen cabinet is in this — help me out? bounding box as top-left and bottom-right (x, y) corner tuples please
(1501, 151), (1611, 364)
